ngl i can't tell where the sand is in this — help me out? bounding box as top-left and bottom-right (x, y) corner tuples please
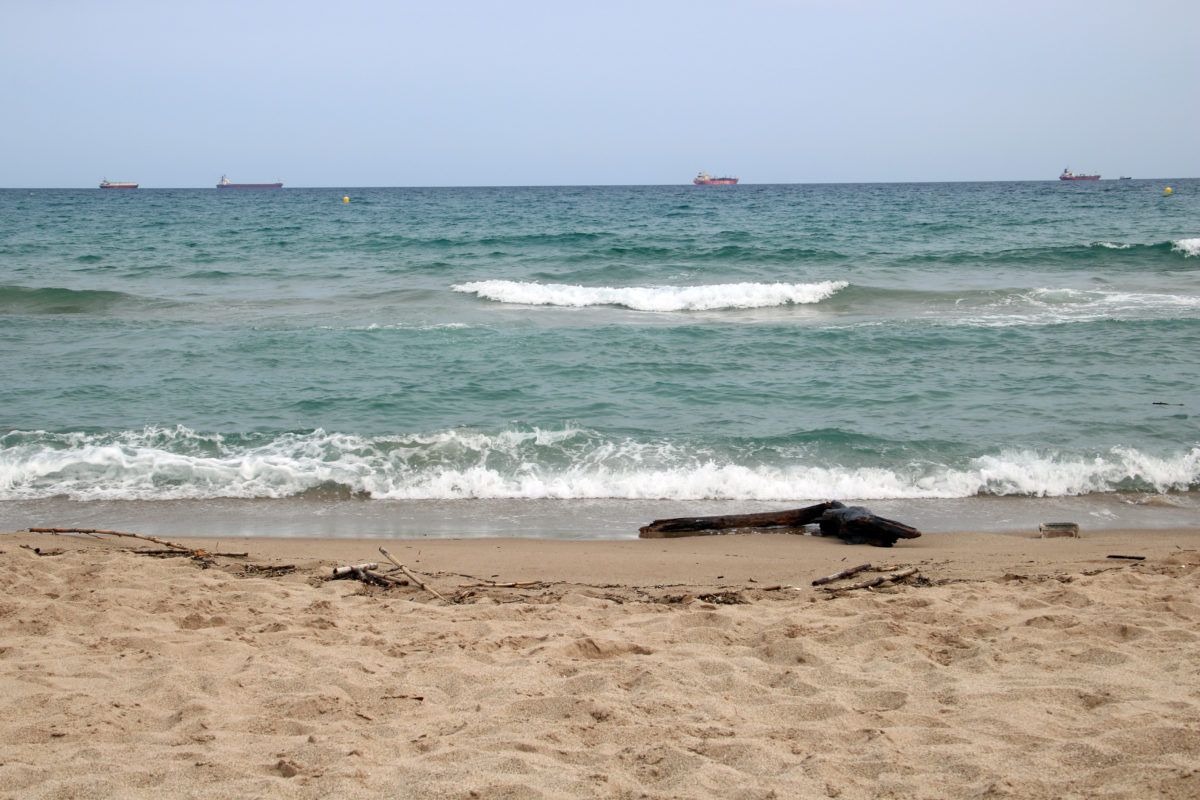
(2, 527), (1198, 799)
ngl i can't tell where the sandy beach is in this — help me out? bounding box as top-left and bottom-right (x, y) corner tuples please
(2, 526), (1198, 799)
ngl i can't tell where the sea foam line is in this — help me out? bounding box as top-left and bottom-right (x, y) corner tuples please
(451, 280), (848, 311)
(1, 427), (1196, 501)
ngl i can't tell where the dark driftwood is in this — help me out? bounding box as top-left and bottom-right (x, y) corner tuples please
(815, 505), (922, 548)
(638, 501), (921, 547)
(639, 502), (836, 538)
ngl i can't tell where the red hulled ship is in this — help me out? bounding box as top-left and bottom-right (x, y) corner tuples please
(693, 172), (738, 185)
(217, 175), (283, 188)
(1059, 168), (1100, 181)
(99, 179), (138, 189)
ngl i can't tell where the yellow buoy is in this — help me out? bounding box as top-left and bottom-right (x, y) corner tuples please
(343, 196), (350, 203)
(1164, 187), (1172, 195)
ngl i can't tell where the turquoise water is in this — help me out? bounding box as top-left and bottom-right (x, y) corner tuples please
(1, 181), (1197, 537)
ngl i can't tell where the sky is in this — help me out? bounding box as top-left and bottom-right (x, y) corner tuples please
(3, 0), (1197, 187)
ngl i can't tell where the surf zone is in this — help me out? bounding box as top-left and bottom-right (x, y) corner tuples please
(451, 280), (849, 311)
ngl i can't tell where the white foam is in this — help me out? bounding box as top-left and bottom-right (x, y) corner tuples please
(1172, 238), (1200, 258)
(1, 427), (1196, 502)
(949, 286), (1200, 327)
(451, 280), (848, 311)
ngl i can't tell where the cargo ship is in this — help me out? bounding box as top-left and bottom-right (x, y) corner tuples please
(1059, 168), (1100, 181)
(693, 172), (738, 185)
(217, 175), (283, 188)
(99, 179), (138, 189)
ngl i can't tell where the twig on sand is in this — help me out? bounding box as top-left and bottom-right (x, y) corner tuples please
(820, 567), (920, 593)
(812, 563), (872, 586)
(379, 547), (450, 602)
(333, 562), (379, 577)
(330, 562), (412, 588)
(457, 580), (543, 588)
(27, 527), (242, 558)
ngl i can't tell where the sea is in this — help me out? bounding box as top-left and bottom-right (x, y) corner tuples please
(1, 180), (1197, 540)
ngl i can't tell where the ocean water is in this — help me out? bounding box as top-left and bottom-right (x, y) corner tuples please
(1, 181), (1197, 539)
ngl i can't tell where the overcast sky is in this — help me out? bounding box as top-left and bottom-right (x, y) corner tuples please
(3, 0), (1196, 187)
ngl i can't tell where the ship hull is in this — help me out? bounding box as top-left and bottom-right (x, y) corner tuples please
(694, 178), (738, 185)
(1059, 175), (1100, 181)
(217, 183), (283, 189)
(99, 183), (138, 189)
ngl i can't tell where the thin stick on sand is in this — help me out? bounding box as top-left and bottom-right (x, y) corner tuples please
(27, 527), (235, 557)
(332, 562), (379, 577)
(821, 567), (919, 592)
(379, 547), (450, 602)
(811, 563), (872, 586)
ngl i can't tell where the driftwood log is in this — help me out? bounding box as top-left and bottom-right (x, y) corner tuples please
(815, 504), (921, 547)
(639, 502), (837, 538)
(638, 501), (921, 547)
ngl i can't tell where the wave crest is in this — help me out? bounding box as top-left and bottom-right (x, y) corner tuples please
(451, 280), (848, 311)
(1172, 238), (1200, 258)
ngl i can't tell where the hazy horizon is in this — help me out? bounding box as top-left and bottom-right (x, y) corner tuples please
(4, 0), (1197, 188)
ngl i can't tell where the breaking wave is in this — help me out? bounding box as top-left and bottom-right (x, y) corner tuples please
(2, 426), (1195, 502)
(451, 280), (848, 311)
(1172, 238), (1200, 258)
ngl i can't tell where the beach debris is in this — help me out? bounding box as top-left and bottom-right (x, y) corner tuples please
(819, 566), (920, 593)
(697, 591), (744, 605)
(330, 550), (484, 603)
(1107, 554), (1146, 561)
(639, 501), (835, 538)
(638, 501), (921, 547)
(331, 561), (413, 588)
(379, 547), (450, 602)
(240, 563), (296, 577)
(332, 562), (379, 577)
(1039, 522), (1080, 538)
(27, 527), (246, 559)
(19, 544), (64, 556)
(811, 563), (873, 586)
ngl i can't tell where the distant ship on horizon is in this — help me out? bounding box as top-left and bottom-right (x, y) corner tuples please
(99, 179), (138, 189)
(217, 175), (283, 189)
(1059, 167), (1100, 181)
(693, 172), (738, 185)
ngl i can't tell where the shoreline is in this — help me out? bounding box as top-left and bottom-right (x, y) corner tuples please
(1, 493), (1196, 543)
(6, 525), (1199, 589)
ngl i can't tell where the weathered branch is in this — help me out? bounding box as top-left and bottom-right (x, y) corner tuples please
(332, 562), (379, 578)
(811, 563), (872, 586)
(28, 527), (210, 556)
(821, 566), (919, 592)
(639, 502), (837, 538)
(638, 501), (921, 547)
(379, 547), (450, 602)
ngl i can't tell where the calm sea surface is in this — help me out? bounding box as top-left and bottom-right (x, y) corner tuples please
(1, 181), (1197, 538)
